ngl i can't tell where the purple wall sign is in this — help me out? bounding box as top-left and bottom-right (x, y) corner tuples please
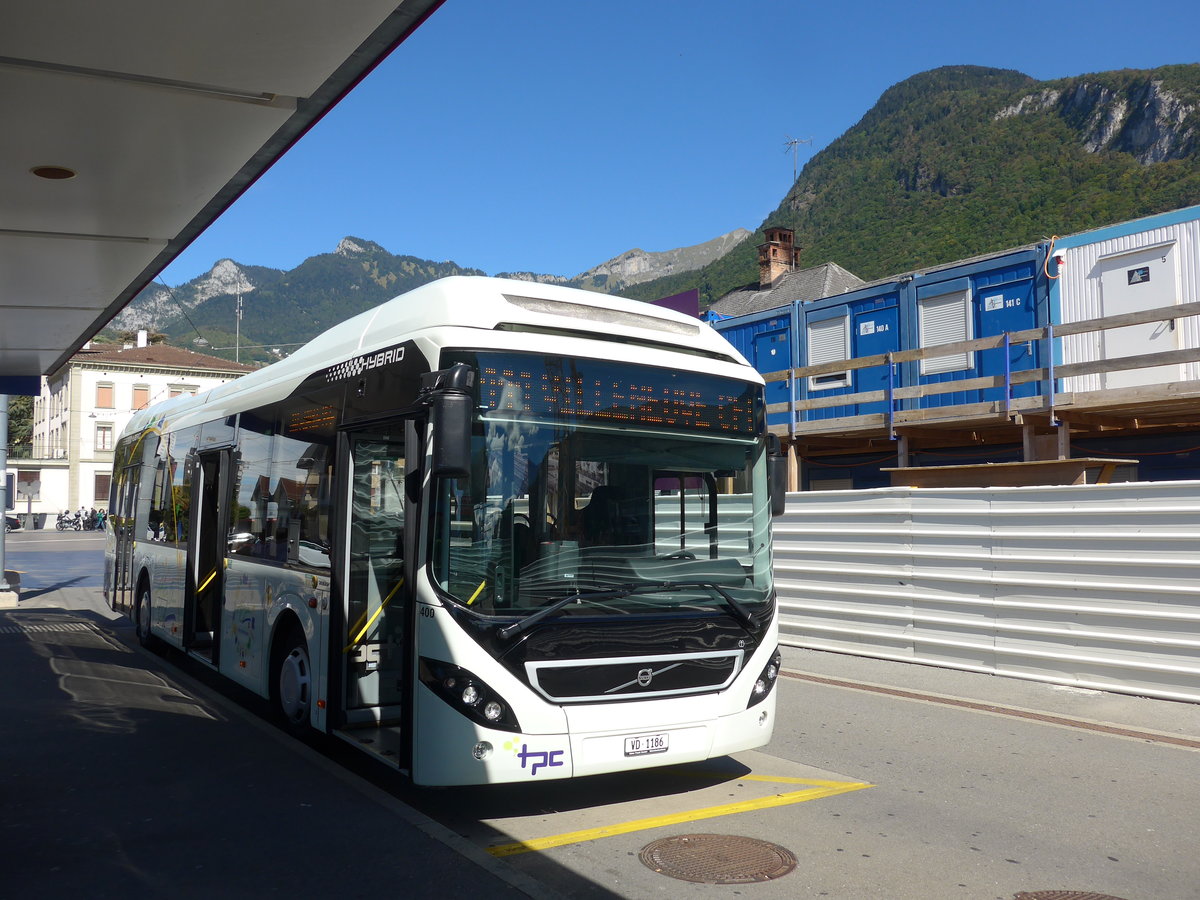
(652, 288), (700, 318)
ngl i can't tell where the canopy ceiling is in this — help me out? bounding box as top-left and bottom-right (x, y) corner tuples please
(0, 0), (443, 392)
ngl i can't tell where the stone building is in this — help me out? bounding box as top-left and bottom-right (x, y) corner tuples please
(9, 333), (252, 523)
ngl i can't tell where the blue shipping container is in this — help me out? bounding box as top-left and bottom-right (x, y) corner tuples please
(800, 287), (902, 421)
(711, 305), (796, 429)
(909, 246), (1047, 411)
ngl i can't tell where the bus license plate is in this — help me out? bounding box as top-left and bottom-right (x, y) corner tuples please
(624, 733), (669, 757)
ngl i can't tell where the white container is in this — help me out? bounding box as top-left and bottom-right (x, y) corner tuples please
(1054, 205), (1200, 391)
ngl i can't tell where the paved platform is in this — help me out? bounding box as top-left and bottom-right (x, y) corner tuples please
(0, 585), (558, 899)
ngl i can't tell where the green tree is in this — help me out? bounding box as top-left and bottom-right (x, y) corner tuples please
(5, 394), (33, 459)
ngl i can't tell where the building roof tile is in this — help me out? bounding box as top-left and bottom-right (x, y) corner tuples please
(69, 344), (255, 374)
(711, 262), (865, 317)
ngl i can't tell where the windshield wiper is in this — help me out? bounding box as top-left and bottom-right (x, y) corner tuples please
(496, 580), (760, 640)
(496, 584), (647, 640)
(656, 580), (758, 630)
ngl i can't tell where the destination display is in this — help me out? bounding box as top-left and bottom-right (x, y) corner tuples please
(450, 351), (762, 435)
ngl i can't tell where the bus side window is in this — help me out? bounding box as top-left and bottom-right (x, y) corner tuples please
(171, 456), (192, 545)
(231, 425), (272, 560)
(273, 393), (336, 569)
(148, 458), (168, 542)
(273, 432), (333, 570)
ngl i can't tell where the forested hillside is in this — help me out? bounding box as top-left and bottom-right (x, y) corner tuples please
(626, 64), (1200, 306)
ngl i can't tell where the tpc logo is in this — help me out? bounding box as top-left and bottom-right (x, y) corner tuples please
(504, 739), (565, 776)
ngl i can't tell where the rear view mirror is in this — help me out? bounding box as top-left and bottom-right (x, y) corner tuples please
(767, 434), (788, 517)
(423, 364), (475, 478)
(431, 391), (472, 477)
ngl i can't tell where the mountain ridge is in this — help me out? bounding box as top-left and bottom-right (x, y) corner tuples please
(113, 230), (746, 361)
(112, 63), (1200, 360)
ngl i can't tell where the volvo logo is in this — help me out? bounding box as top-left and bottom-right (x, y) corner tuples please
(603, 662), (683, 695)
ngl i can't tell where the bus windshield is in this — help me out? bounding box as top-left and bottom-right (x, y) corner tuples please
(431, 351), (773, 622)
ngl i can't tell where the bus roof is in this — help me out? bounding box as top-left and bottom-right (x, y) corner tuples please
(123, 276), (754, 436)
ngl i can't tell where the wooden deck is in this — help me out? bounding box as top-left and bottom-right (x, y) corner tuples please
(763, 300), (1200, 487)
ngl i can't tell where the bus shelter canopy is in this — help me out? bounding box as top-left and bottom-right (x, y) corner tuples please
(0, 0), (442, 393)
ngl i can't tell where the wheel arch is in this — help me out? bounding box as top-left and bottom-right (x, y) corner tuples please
(269, 607), (307, 660)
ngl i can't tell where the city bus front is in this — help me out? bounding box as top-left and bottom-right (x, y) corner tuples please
(413, 349), (781, 785)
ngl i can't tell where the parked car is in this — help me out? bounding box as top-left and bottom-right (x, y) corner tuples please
(4, 515), (22, 534)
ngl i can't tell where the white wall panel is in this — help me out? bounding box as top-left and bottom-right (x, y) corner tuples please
(775, 482), (1200, 702)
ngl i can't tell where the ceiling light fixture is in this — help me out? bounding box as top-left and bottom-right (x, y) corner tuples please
(31, 165), (77, 180)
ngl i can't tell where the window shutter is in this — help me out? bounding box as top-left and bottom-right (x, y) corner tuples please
(807, 316), (850, 389)
(94, 472), (112, 505)
(919, 292), (972, 375)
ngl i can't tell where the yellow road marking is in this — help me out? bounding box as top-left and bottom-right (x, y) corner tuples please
(487, 774), (872, 857)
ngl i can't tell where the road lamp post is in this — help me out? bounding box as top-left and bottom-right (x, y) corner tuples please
(1, 394), (13, 602)
(235, 290), (242, 363)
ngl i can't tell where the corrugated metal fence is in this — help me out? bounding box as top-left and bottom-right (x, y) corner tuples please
(774, 481), (1200, 702)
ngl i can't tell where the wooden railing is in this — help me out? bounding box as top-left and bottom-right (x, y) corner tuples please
(763, 300), (1200, 436)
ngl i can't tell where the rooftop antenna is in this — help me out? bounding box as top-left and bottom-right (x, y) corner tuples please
(783, 135), (812, 233)
(783, 135), (812, 187)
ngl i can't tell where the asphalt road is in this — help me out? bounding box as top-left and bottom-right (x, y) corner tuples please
(388, 661), (1199, 900)
(2, 527), (107, 596)
(5, 529), (1197, 900)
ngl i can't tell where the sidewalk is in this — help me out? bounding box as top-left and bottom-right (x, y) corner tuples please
(0, 585), (559, 899)
(779, 643), (1200, 745)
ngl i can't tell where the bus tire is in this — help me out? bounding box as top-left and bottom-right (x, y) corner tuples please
(272, 625), (312, 736)
(135, 582), (156, 650)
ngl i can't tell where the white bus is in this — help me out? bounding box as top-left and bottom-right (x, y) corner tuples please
(105, 276), (786, 785)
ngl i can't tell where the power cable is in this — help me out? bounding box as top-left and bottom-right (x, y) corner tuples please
(154, 276), (211, 347)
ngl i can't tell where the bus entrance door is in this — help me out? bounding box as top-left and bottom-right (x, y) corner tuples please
(108, 462), (140, 614)
(337, 428), (411, 764)
(185, 449), (231, 664)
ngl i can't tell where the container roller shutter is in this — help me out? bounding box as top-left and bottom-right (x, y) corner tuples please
(919, 290), (972, 375)
(807, 315), (850, 389)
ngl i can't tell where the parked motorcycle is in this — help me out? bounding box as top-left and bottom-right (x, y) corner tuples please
(55, 511), (83, 531)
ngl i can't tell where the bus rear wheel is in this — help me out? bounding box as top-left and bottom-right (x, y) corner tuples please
(272, 628), (312, 735)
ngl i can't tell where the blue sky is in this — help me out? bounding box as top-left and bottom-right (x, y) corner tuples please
(160, 0), (1200, 285)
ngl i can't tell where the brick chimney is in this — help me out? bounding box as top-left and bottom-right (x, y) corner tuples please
(757, 227), (801, 287)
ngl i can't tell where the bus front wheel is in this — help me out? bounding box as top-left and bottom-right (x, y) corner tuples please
(272, 627), (312, 735)
(135, 584), (155, 649)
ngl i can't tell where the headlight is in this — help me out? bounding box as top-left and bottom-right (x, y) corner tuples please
(746, 647), (782, 708)
(419, 658), (522, 732)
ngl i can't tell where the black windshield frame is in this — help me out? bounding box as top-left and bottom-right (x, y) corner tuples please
(428, 350), (774, 625)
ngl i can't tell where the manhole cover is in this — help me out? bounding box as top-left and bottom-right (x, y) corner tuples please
(639, 833), (797, 884)
(1014, 893), (1130, 900)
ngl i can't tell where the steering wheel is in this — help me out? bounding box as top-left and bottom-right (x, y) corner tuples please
(659, 550), (697, 561)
